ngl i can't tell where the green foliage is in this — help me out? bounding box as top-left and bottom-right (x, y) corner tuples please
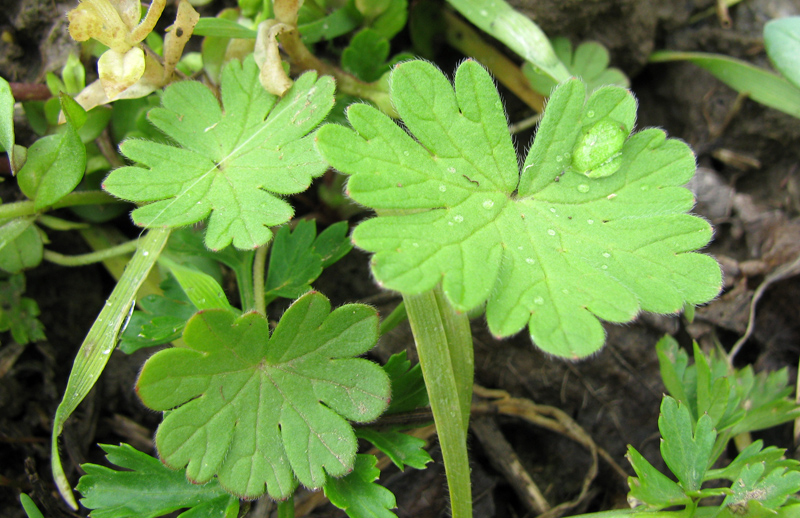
(76, 443), (239, 518)
(316, 60), (721, 358)
(764, 17), (800, 90)
(118, 276), (199, 353)
(342, 29), (413, 82)
(136, 291), (391, 499)
(0, 274), (46, 345)
(17, 95), (87, 210)
(265, 220), (352, 305)
(382, 350), (428, 414)
(656, 336), (800, 440)
(627, 395), (800, 516)
(356, 428), (432, 470)
(103, 56), (335, 250)
(0, 218), (43, 274)
(524, 37), (629, 96)
(324, 454), (398, 518)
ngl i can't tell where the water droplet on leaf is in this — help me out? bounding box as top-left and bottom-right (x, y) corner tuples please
(534, 296), (544, 305)
(439, 185), (447, 192)
(454, 215), (464, 223)
(482, 199), (494, 209)
(577, 184), (590, 193)
(547, 229), (556, 236)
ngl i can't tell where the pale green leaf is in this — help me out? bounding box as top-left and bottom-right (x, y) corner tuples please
(316, 60), (721, 358)
(765, 17), (800, 90)
(20, 494), (44, 518)
(136, 291), (391, 499)
(649, 50), (800, 119)
(77, 443), (238, 518)
(103, 56), (335, 250)
(324, 454), (397, 518)
(0, 77), (15, 168)
(0, 221), (43, 273)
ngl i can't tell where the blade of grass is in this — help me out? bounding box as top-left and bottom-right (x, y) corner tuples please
(51, 227), (171, 509)
(649, 50), (800, 119)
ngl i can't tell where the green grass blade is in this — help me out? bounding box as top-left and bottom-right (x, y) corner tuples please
(649, 50), (800, 119)
(51, 227), (171, 509)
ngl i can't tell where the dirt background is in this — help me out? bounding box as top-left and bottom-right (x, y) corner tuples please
(2, 0), (800, 516)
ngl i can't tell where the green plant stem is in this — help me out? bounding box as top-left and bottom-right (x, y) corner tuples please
(403, 285), (473, 518)
(0, 191), (120, 219)
(43, 239), (140, 267)
(378, 301), (407, 336)
(253, 242), (269, 315)
(52, 227), (171, 510)
(277, 497), (294, 518)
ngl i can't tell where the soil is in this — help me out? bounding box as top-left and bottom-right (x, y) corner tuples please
(2, 0), (800, 517)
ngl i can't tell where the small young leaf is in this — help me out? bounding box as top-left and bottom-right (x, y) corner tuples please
(76, 443), (238, 518)
(264, 220), (352, 304)
(316, 60), (721, 358)
(136, 291), (391, 499)
(626, 445), (690, 509)
(0, 274), (46, 345)
(524, 38), (629, 96)
(342, 29), (391, 82)
(19, 494), (44, 518)
(324, 454), (397, 518)
(659, 396), (716, 492)
(369, 0), (407, 40)
(722, 463), (800, 514)
(355, 428), (432, 470)
(382, 350), (428, 414)
(118, 276), (198, 353)
(103, 56), (335, 250)
(0, 220), (43, 273)
(17, 109), (87, 210)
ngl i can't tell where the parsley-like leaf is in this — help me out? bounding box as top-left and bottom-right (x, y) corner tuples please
(136, 291), (391, 499)
(76, 443), (238, 518)
(315, 60), (722, 358)
(324, 454), (397, 518)
(0, 274), (46, 345)
(659, 396), (715, 492)
(104, 56), (335, 250)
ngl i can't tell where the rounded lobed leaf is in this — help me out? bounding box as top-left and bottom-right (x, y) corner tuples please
(136, 291), (390, 500)
(316, 59), (722, 359)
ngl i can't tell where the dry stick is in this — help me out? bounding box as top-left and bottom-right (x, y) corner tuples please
(728, 252), (800, 366)
(471, 416), (551, 515)
(473, 385), (630, 518)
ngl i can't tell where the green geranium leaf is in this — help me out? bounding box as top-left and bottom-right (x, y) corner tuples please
(659, 396), (715, 492)
(324, 454), (397, 518)
(76, 443), (238, 518)
(103, 56), (335, 251)
(264, 220), (352, 305)
(626, 445), (690, 509)
(315, 59), (721, 358)
(0, 274), (46, 345)
(136, 291), (391, 499)
(355, 428), (432, 470)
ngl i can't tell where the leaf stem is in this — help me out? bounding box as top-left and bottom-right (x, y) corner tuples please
(277, 497), (295, 518)
(51, 227), (171, 509)
(253, 242), (269, 315)
(378, 301), (407, 336)
(404, 286), (473, 518)
(0, 191), (121, 220)
(42, 238), (140, 267)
